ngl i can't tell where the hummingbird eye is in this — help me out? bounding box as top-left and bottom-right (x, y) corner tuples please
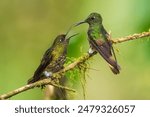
(91, 16), (95, 20)
(59, 38), (63, 42)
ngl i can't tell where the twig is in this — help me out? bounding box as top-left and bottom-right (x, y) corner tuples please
(0, 31), (150, 100)
(112, 32), (150, 44)
(0, 79), (75, 100)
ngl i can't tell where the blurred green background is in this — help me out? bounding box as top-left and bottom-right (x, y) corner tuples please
(0, 0), (150, 100)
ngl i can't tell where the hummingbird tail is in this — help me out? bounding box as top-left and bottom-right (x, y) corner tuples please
(109, 64), (121, 74)
(27, 76), (40, 84)
(27, 77), (35, 84)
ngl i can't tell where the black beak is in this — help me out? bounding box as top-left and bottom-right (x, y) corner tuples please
(75, 21), (86, 27)
(65, 23), (77, 36)
(65, 20), (86, 37)
(66, 33), (79, 41)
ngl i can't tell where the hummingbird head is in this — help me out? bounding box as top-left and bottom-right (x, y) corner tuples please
(85, 12), (102, 25)
(53, 33), (78, 45)
(53, 23), (79, 46)
(53, 34), (66, 45)
(75, 12), (103, 26)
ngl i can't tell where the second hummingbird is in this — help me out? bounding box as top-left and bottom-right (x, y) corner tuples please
(27, 33), (77, 84)
(76, 12), (121, 74)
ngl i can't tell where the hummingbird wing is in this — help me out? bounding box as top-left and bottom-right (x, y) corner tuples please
(101, 25), (118, 62)
(28, 48), (53, 84)
(101, 26), (121, 73)
(89, 38), (120, 74)
(89, 39), (116, 66)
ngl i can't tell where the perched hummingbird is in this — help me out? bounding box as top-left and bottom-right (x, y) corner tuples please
(76, 12), (120, 74)
(27, 33), (77, 84)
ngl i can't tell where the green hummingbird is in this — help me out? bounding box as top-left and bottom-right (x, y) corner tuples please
(27, 33), (77, 84)
(76, 12), (120, 74)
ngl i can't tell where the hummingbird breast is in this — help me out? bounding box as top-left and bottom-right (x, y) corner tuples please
(88, 27), (101, 40)
(46, 54), (66, 72)
(45, 44), (67, 73)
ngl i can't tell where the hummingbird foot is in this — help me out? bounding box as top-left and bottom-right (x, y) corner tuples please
(88, 48), (94, 54)
(43, 71), (53, 77)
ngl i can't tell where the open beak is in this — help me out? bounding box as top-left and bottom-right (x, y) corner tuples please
(66, 33), (79, 41)
(65, 23), (78, 36)
(65, 20), (86, 37)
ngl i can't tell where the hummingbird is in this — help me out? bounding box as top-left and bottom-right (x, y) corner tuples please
(75, 12), (120, 74)
(27, 33), (78, 84)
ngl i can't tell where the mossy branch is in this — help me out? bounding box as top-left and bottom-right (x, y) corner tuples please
(0, 31), (150, 100)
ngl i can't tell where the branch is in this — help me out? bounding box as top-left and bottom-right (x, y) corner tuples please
(112, 31), (150, 44)
(0, 31), (150, 100)
(0, 79), (75, 100)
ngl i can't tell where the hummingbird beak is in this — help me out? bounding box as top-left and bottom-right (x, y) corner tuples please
(65, 20), (86, 37)
(66, 33), (79, 41)
(75, 20), (86, 27)
(65, 23), (78, 36)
